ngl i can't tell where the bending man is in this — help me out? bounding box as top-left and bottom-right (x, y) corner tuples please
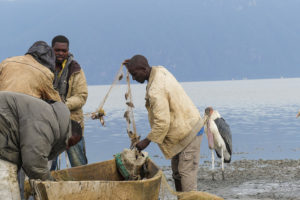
(123, 55), (204, 192)
(0, 91), (82, 200)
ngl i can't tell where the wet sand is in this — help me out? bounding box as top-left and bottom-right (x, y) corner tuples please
(160, 159), (300, 200)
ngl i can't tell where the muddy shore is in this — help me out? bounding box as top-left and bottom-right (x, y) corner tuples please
(160, 159), (300, 200)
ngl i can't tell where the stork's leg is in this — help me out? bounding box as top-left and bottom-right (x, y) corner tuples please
(211, 150), (215, 181)
(221, 148), (225, 180)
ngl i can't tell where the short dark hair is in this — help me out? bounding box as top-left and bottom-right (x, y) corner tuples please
(52, 35), (69, 47)
(71, 120), (82, 138)
(128, 55), (149, 70)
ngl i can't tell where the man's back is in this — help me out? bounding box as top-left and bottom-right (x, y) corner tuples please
(145, 66), (203, 159)
(0, 54), (61, 101)
(0, 91), (70, 180)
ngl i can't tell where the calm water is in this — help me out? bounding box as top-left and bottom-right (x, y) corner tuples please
(81, 78), (300, 167)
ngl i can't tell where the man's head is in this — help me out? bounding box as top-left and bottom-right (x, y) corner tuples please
(66, 120), (82, 149)
(123, 55), (151, 84)
(26, 41), (56, 72)
(52, 35), (69, 64)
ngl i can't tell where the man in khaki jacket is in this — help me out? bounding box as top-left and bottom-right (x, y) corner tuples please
(0, 41), (60, 102)
(51, 35), (88, 169)
(124, 55), (204, 192)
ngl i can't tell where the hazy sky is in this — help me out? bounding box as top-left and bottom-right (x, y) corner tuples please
(1, 0), (300, 84)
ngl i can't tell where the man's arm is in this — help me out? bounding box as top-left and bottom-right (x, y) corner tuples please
(65, 70), (88, 111)
(20, 120), (55, 181)
(41, 71), (61, 102)
(146, 86), (170, 145)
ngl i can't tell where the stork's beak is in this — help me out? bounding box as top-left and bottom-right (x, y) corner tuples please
(297, 111), (300, 118)
(203, 114), (209, 124)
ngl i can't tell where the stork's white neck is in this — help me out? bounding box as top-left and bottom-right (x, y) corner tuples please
(210, 110), (221, 121)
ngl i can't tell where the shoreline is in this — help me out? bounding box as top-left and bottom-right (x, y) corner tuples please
(160, 159), (300, 200)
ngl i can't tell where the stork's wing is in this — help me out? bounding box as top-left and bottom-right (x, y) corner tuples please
(214, 117), (232, 156)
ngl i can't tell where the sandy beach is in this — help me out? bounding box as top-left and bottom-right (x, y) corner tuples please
(160, 159), (300, 200)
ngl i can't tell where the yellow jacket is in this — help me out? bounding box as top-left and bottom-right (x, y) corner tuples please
(0, 55), (60, 102)
(65, 68), (88, 129)
(145, 66), (203, 159)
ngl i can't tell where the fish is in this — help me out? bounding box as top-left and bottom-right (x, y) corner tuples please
(123, 111), (131, 123)
(125, 92), (129, 100)
(118, 73), (123, 81)
(99, 116), (105, 126)
(126, 102), (135, 108)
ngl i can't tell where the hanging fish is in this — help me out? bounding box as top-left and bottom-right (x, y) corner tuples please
(125, 92), (129, 100)
(127, 130), (133, 137)
(126, 102), (135, 108)
(99, 116), (105, 126)
(91, 108), (106, 126)
(123, 111), (131, 123)
(118, 73), (123, 81)
(123, 110), (130, 119)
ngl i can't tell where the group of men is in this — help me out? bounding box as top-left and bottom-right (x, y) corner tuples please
(0, 37), (204, 199)
(0, 35), (88, 199)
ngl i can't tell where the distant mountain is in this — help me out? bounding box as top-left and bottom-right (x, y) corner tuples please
(0, 0), (300, 85)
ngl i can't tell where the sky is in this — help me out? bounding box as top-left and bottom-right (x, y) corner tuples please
(0, 0), (300, 85)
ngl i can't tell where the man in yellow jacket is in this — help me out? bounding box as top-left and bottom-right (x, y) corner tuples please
(124, 55), (204, 192)
(51, 35), (88, 169)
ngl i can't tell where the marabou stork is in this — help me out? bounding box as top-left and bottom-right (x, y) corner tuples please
(204, 107), (232, 180)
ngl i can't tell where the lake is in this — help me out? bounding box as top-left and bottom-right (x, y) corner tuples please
(81, 78), (300, 167)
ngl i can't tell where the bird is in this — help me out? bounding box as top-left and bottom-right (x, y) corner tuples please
(203, 107), (232, 180)
(296, 111), (300, 118)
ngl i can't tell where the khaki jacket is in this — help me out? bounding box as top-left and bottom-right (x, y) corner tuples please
(145, 66), (203, 159)
(0, 55), (60, 102)
(65, 69), (88, 128)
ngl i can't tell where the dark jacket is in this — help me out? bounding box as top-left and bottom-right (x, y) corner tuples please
(0, 91), (71, 180)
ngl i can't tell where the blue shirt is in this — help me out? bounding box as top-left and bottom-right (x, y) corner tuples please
(197, 127), (204, 136)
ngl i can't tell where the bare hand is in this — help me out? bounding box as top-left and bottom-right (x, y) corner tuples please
(136, 138), (151, 151)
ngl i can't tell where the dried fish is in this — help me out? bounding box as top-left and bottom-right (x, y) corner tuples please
(126, 102), (135, 108)
(124, 111), (131, 123)
(118, 73), (123, 81)
(128, 130), (133, 136)
(125, 92), (129, 100)
(123, 110), (130, 119)
(99, 116), (105, 126)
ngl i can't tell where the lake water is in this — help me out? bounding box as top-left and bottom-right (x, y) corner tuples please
(81, 78), (300, 167)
